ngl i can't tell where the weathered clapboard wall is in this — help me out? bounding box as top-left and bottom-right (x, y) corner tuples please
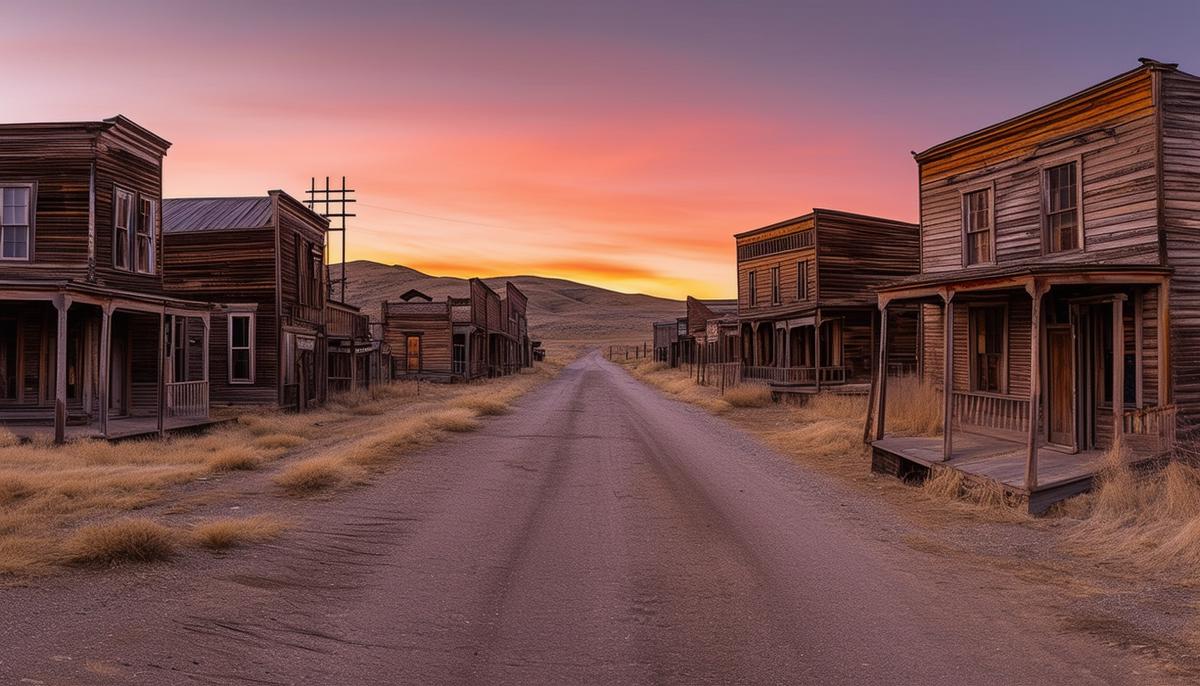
(735, 214), (816, 317)
(916, 68), (1160, 274)
(0, 117), (168, 288)
(380, 300), (454, 375)
(1161, 68), (1200, 426)
(814, 211), (922, 306)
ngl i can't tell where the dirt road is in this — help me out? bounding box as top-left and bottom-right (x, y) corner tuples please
(0, 352), (1177, 684)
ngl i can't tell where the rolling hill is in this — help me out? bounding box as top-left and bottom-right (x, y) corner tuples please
(333, 260), (684, 345)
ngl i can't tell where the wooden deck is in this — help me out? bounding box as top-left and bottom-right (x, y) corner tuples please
(871, 432), (1107, 513)
(7, 416), (228, 442)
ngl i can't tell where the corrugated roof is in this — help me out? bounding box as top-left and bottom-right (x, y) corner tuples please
(162, 197), (274, 234)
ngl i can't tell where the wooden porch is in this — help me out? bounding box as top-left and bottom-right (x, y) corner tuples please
(871, 433), (1108, 513)
(8, 414), (228, 442)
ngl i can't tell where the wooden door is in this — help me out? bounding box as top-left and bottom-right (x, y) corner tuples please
(110, 332), (128, 417)
(1046, 327), (1075, 448)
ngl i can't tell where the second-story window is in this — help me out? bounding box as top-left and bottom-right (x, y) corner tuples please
(1045, 161), (1080, 253)
(1, 186), (31, 261)
(963, 188), (992, 265)
(136, 198), (156, 274)
(770, 266), (781, 305)
(797, 260), (809, 300)
(114, 188), (133, 270)
(747, 270), (757, 307)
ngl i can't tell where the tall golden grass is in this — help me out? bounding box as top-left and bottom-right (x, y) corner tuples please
(1061, 446), (1200, 580)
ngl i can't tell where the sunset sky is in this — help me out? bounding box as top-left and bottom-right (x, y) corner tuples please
(4, 1), (1199, 298)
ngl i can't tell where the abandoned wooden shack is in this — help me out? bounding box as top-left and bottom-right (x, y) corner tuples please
(0, 116), (218, 442)
(380, 278), (532, 381)
(685, 297), (739, 364)
(162, 191), (331, 411)
(652, 320), (677, 363)
(866, 58), (1195, 512)
(326, 299), (387, 393)
(736, 209), (920, 396)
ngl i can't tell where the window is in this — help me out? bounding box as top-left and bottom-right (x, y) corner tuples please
(770, 266), (781, 305)
(797, 260), (809, 300)
(229, 314), (254, 383)
(747, 270), (757, 307)
(1045, 161), (1080, 252)
(963, 188), (992, 265)
(1, 186), (31, 260)
(114, 188), (133, 270)
(136, 197), (156, 273)
(309, 243), (323, 303)
(969, 307), (1006, 393)
(406, 335), (421, 372)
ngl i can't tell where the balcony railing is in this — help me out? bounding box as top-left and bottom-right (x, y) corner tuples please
(165, 381), (209, 419)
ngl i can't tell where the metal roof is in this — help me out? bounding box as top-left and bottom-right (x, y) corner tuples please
(162, 197), (274, 234)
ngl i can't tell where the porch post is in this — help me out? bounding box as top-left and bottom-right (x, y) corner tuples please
(942, 295), (954, 461)
(157, 310), (165, 437)
(202, 317), (210, 384)
(869, 302), (890, 442)
(1112, 296), (1125, 446)
(1158, 278), (1171, 406)
(815, 310), (823, 393)
(53, 294), (70, 444)
(1025, 282), (1044, 491)
(99, 305), (111, 437)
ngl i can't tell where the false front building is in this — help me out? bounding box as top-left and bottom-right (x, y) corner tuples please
(867, 58), (1196, 511)
(736, 209), (920, 394)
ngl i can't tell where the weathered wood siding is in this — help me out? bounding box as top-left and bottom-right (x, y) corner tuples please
(814, 212), (920, 306)
(736, 215), (815, 318)
(918, 69), (1160, 274)
(163, 227), (277, 405)
(381, 301), (454, 375)
(1161, 69), (1200, 423)
(93, 127), (166, 292)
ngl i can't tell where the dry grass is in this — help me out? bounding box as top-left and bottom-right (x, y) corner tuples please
(1061, 447), (1200, 581)
(274, 457), (357, 495)
(0, 355), (564, 574)
(723, 384), (773, 408)
(64, 518), (178, 565)
(192, 515), (288, 550)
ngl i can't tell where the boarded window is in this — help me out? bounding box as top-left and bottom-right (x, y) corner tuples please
(970, 307), (1005, 393)
(1, 186), (30, 260)
(1046, 162), (1080, 252)
(747, 271), (757, 307)
(770, 266), (781, 305)
(136, 197), (155, 273)
(230, 314), (254, 383)
(114, 188), (133, 269)
(797, 260), (809, 300)
(963, 188), (991, 265)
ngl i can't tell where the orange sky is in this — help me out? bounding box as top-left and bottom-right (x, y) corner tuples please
(5, 2), (1198, 298)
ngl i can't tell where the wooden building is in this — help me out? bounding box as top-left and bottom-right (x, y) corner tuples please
(162, 192), (331, 410)
(326, 300), (386, 394)
(736, 209), (921, 394)
(381, 278), (530, 381)
(0, 116), (216, 442)
(686, 297), (739, 364)
(652, 320), (678, 363)
(867, 58), (1196, 512)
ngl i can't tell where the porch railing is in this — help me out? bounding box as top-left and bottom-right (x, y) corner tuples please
(1121, 404), (1177, 456)
(886, 362), (918, 379)
(741, 366), (847, 386)
(952, 391), (1029, 434)
(165, 380), (209, 419)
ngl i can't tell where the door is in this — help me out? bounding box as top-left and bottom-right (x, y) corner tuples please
(406, 335), (421, 372)
(110, 331), (129, 417)
(1046, 326), (1075, 448)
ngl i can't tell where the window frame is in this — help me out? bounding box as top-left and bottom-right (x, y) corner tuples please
(770, 266), (781, 305)
(747, 270), (757, 308)
(228, 312), (256, 385)
(113, 186), (134, 270)
(959, 182), (995, 268)
(1041, 156), (1084, 255)
(0, 183), (35, 262)
(135, 196), (156, 274)
(967, 304), (1008, 394)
